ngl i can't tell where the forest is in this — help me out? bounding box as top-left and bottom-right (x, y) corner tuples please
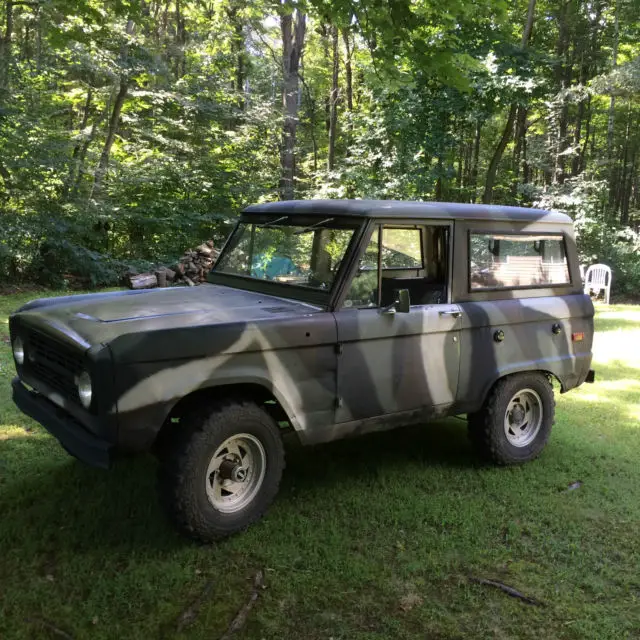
(0, 0), (639, 296)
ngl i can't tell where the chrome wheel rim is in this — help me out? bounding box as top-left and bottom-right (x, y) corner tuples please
(205, 434), (267, 513)
(503, 388), (543, 447)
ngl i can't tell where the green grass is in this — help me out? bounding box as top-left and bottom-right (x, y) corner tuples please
(1, 293), (640, 639)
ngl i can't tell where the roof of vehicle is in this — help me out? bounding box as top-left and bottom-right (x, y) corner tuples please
(243, 199), (572, 224)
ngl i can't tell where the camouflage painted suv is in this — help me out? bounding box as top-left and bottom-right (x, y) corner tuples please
(10, 200), (595, 541)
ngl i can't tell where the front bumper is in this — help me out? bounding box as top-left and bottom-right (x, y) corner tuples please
(12, 377), (113, 469)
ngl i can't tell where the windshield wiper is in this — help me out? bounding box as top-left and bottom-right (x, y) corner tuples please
(257, 216), (289, 228)
(293, 217), (335, 234)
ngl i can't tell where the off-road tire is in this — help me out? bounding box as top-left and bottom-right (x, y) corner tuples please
(157, 400), (285, 542)
(467, 373), (555, 465)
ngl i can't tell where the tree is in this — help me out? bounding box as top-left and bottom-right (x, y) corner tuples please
(0, 0), (637, 295)
(279, 1), (306, 200)
(482, 0), (537, 204)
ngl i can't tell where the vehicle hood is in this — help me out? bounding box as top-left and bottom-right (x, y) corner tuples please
(11, 285), (324, 359)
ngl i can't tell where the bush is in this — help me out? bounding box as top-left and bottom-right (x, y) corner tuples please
(0, 198), (233, 289)
(534, 177), (640, 301)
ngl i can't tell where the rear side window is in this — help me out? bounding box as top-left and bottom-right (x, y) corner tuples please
(469, 233), (570, 290)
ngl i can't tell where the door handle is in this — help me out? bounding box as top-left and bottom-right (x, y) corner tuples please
(439, 310), (462, 319)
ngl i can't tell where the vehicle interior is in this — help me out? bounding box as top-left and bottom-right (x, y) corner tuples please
(344, 224), (450, 308)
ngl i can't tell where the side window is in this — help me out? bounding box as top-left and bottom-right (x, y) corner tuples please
(344, 227), (380, 308)
(381, 228), (422, 269)
(343, 225), (449, 308)
(469, 233), (570, 290)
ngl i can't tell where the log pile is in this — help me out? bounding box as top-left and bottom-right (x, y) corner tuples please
(174, 241), (220, 286)
(126, 240), (220, 289)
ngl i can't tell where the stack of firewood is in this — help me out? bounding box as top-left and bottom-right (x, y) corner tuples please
(174, 240), (220, 285)
(127, 240), (220, 289)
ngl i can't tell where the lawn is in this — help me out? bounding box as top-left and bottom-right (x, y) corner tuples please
(1, 291), (639, 640)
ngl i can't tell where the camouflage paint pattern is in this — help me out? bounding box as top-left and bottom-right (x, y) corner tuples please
(9, 200), (594, 465)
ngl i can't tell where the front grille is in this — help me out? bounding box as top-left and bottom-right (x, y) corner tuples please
(25, 332), (84, 402)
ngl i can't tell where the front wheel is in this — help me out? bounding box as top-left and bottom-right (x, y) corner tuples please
(158, 400), (285, 542)
(468, 373), (555, 465)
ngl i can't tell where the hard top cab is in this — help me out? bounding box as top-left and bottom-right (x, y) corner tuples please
(10, 200), (595, 542)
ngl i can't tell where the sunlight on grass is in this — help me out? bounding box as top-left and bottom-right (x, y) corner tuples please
(0, 426), (33, 440)
(574, 379), (640, 400)
(592, 306), (640, 366)
(572, 379), (640, 423)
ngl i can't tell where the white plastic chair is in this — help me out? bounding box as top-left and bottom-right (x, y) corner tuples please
(584, 264), (612, 304)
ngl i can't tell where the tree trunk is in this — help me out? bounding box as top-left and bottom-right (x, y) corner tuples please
(578, 95), (592, 174)
(300, 75), (318, 172)
(0, 0), (14, 97)
(0, 159), (13, 192)
(615, 104), (632, 220)
(522, 123), (530, 186)
(92, 80), (128, 196)
(327, 25), (339, 171)
(321, 24), (330, 132)
(482, 104), (517, 204)
(606, 2), (619, 220)
(342, 30), (353, 113)
(570, 44), (588, 178)
(175, 0), (187, 79)
(512, 106), (528, 187)
(234, 19), (245, 99)
(279, 5), (306, 201)
(456, 123), (465, 191)
(91, 19), (135, 196)
(482, 0), (536, 204)
(571, 99), (585, 177)
(621, 145), (636, 226)
(63, 87), (93, 198)
(469, 119), (482, 201)
(71, 116), (101, 198)
(463, 133), (473, 189)
(226, 2), (245, 108)
(606, 2), (619, 162)
(554, 1), (572, 184)
(435, 154), (443, 200)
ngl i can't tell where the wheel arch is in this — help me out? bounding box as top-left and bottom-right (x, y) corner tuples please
(477, 368), (560, 410)
(154, 380), (301, 451)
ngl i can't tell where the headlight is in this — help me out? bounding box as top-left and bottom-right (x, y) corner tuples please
(12, 336), (25, 365)
(76, 371), (93, 409)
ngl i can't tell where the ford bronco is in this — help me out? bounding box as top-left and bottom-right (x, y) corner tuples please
(10, 200), (595, 541)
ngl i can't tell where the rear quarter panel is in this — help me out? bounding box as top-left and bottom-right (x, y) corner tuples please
(452, 218), (594, 413)
(455, 294), (594, 413)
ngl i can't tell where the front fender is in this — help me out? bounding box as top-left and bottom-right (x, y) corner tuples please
(114, 349), (334, 451)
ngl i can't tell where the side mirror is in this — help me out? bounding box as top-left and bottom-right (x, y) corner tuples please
(382, 288), (411, 315)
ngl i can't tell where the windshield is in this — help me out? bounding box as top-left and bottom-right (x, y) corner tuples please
(214, 217), (359, 292)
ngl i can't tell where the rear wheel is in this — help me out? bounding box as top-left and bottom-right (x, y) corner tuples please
(157, 400), (285, 542)
(468, 373), (555, 465)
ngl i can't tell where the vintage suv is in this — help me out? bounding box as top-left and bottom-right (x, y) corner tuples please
(10, 200), (595, 541)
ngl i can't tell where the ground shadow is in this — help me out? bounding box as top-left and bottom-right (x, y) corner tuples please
(2, 383), (632, 553)
(0, 417), (477, 552)
(283, 416), (479, 492)
(0, 438), (183, 554)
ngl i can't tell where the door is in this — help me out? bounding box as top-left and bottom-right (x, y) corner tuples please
(333, 223), (461, 423)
